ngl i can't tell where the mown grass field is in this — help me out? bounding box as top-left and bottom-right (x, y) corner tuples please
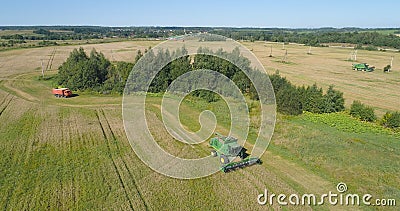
(242, 41), (400, 115)
(0, 40), (399, 210)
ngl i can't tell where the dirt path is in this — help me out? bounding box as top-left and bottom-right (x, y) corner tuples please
(2, 78), (38, 102)
(0, 72), (121, 108)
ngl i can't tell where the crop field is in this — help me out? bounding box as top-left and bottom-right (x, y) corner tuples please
(0, 40), (399, 210)
(1, 40), (398, 114)
(242, 41), (400, 115)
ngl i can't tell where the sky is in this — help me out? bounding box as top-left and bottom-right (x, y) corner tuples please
(0, 0), (399, 28)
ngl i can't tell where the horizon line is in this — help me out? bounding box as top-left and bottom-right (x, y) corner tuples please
(0, 25), (399, 30)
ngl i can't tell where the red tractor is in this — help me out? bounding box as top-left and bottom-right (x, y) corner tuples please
(52, 88), (72, 98)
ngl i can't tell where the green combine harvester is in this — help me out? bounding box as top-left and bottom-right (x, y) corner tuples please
(209, 133), (262, 172)
(352, 63), (375, 72)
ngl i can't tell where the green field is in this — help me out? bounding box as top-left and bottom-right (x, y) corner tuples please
(0, 40), (399, 210)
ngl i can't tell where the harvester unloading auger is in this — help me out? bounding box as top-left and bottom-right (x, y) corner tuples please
(209, 133), (262, 172)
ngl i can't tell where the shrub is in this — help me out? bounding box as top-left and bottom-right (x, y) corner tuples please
(350, 101), (376, 122)
(190, 90), (219, 103)
(381, 111), (400, 128)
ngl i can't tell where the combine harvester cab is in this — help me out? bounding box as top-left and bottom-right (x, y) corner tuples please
(209, 133), (262, 173)
(52, 88), (73, 98)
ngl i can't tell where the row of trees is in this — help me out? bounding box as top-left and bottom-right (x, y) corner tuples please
(3, 26), (400, 49)
(270, 72), (345, 115)
(57, 47), (399, 128)
(58, 47), (345, 115)
(0, 27), (188, 41)
(271, 74), (400, 129)
(213, 30), (400, 49)
(129, 47), (345, 115)
(0, 39), (26, 47)
(1, 30), (102, 41)
(125, 46), (275, 104)
(57, 48), (132, 93)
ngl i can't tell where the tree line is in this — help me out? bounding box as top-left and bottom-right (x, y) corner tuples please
(212, 30), (400, 49)
(3, 26), (400, 49)
(57, 47), (399, 128)
(0, 27), (189, 41)
(57, 48), (132, 93)
(58, 47), (344, 114)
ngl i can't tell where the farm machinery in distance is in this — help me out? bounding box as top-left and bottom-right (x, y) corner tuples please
(352, 63), (375, 72)
(52, 88), (73, 98)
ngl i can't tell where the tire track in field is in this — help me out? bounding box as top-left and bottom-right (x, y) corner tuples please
(145, 102), (327, 209)
(99, 109), (149, 211)
(0, 94), (13, 117)
(95, 110), (136, 211)
(46, 48), (56, 71)
(142, 109), (278, 209)
(0, 93), (10, 106)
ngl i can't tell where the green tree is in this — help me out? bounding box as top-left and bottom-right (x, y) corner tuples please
(302, 83), (324, 113)
(276, 85), (302, 115)
(322, 85), (345, 113)
(232, 71), (250, 92)
(57, 47), (110, 90)
(103, 61), (134, 93)
(269, 72), (302, 115)
(169, 55), (191, 81)
(191, 90), (219, 103)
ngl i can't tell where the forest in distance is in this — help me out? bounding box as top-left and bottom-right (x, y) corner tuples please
(1, 26), (400, 50)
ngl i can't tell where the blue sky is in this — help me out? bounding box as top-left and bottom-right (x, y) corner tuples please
(0, 0), (398, 28)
